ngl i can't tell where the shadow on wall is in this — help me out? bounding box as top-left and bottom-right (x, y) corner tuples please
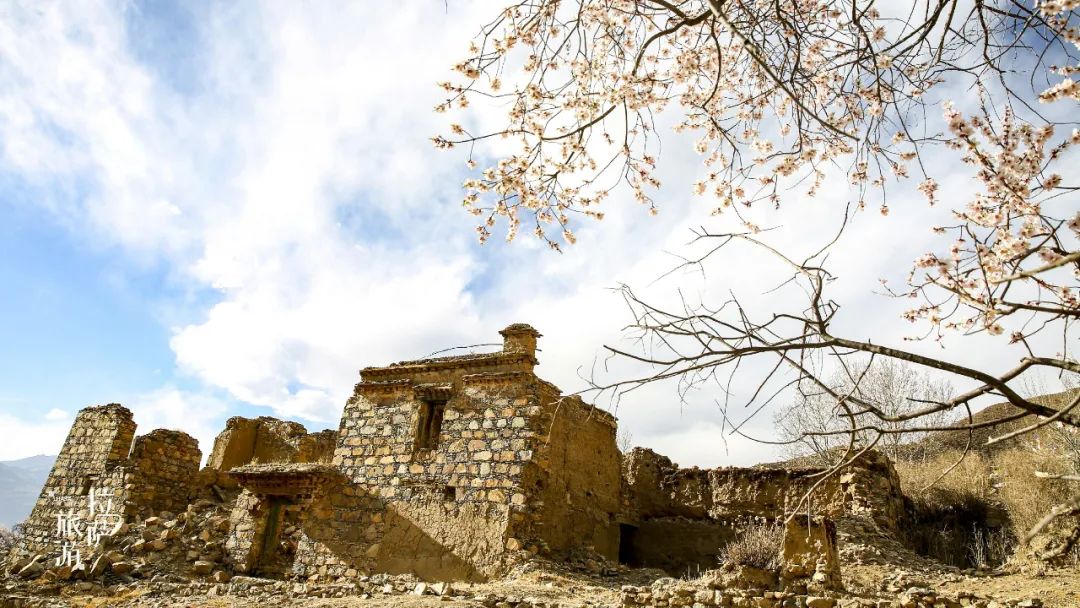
(296, 478), (496, 582)
(619, 517), (737, 576)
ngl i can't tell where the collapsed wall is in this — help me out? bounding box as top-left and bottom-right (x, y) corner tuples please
(12, 404), (335, 569)
(208, 417), (337, 470)
(16, 405), (203, 558)
(206, 417), (336, 486)
(18, 405), (138, 554)
(618, 447), (906, 575)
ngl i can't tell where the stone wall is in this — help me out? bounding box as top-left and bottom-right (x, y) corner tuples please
(289, 324), (623, 582)
(126, 430), (202, 515)
(294, 367), (535, 581)
(15, 404), (203, 560)
(17, 404), (136, 554)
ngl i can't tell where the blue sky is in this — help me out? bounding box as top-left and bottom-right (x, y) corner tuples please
(1, 1), (1067, 465)
(0, 0), (659, 460)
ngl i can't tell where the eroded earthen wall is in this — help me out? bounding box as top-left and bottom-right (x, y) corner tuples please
(619, 448), (906, 574)
(207, 417), (336, 473)
(623, 448), (904, 530)
(526, 389), (621, 561)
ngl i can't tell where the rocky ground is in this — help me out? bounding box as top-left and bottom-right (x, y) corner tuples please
(3, 508), (1077, 608)
(4, 552), (1077, 608)
(4, 561), (1075, 608)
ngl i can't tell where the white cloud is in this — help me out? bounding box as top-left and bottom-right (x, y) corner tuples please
(0, 411), (73, 461)
(44, 408), (69, 421)
(125, 387), (229, 462)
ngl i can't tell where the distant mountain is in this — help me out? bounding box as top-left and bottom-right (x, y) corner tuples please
(0, 454), (56, 529)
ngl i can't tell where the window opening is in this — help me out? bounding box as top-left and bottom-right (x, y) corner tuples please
(416, 399), (447, 452)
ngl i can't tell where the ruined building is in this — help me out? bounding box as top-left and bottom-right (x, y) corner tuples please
(226, 323), (621, 581)
(17, 405), (202, 554)
(13, 323), (907, 584)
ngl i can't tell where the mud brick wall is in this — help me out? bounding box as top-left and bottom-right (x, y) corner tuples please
(619, 448), (906, 575)
(622, 448), (905, 531)
(521, 386), (621, 560)
(126, 429), (202, 515)
(207, 417), (337, 473)
(17, 404), (137, 554)
(780, 515), (841, 593)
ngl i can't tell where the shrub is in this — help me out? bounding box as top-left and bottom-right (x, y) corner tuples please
(894, 447), (1080, 567)
(895, 451), (1013, 567)
(721, 521), (784, 570)
(0, 524), (22, 554)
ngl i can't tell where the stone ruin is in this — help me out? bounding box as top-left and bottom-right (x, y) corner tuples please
(8, 323), (911, 592)
(16, 405), (203, 555)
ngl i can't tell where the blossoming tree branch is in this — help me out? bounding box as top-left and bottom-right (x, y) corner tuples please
(436, 0), (1080, 543)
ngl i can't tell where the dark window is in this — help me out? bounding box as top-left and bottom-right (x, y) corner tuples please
(442, 485), (457, 501)
(416, 399), (447, 452)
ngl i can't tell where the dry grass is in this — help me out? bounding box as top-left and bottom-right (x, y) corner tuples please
(994, 447), (1077, 537)
(897, 451), (995, 508)
(720, 521), (784, 570)
(894, 447), (1079, 567)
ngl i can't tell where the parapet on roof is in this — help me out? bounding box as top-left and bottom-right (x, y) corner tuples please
(360, 323), (542, 380)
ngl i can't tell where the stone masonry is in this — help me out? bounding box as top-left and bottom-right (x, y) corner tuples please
(17, 405), (135, 555)
(266, 324), (623, 582)
(16, 405), (201, 559)
(126, 430), (202, 515)
(12, 323), (912, 588)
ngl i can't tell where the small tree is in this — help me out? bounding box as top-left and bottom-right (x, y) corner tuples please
(775, 358), (954, 465)
(0, 524), (22, 555)
(1021, 376), (1080, 476)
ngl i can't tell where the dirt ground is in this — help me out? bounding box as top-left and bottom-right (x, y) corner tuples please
(5, 561), (1075, 608)
(841, 563), (1080, 608)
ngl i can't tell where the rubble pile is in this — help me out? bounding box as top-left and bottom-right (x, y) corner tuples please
(4, 498), (236, 590)
(834, 517), (946, 573)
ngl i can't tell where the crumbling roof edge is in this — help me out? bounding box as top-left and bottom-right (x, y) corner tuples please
(361, 350), (537, 378)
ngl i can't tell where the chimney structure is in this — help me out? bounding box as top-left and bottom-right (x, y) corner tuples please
(498, 323), (541, 360)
